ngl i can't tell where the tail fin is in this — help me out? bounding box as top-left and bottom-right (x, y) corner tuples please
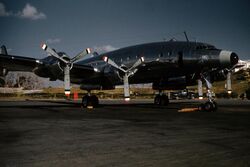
(0, 45), (8, 55)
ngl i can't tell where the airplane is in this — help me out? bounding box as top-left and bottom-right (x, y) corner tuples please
(0, 34), (239, 111)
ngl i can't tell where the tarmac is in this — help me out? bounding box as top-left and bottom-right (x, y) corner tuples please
(0, 99), (250, 167)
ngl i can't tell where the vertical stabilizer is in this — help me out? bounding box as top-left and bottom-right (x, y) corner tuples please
(0, 45), (8, 55)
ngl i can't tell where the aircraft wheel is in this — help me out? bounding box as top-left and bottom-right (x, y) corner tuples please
(154, 95), (161, 105)
(161, 95), (169, 106)
(154, 95), (169, 106)
(82, 95), (99, 108)
(202, 101), (217, 112)
(211, 101), (217, 111)
(91, 95), (99, 107)
(82, 95), (90, 108)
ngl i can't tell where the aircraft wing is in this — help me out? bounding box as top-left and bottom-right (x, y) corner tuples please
(68, 63), (96, 78)
(0, 53), (95, 79)
(0, 54), (38, 72)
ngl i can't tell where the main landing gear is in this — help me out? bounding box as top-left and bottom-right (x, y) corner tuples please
(198, 74), (218, 112)
(199, 100), (217, 112)
(81, 91), (99, 108)
(154, 91), (169, 106)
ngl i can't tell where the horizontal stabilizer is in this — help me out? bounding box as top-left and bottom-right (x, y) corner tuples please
(0, 45), (8, 55)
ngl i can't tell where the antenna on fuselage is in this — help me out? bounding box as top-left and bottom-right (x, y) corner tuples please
(184, 31), (189, 43)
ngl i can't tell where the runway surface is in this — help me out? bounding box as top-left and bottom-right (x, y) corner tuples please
(0, 99), (250, 167)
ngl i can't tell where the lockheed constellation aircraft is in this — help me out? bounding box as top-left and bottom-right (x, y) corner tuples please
(0, 35), (239, 111)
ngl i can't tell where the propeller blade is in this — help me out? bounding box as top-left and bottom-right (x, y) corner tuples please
(103, 56), (126, 73)
(41, 43), (68, 64)
(70, 48), (91, 63)
(64, 65), (71, 95)
(198, 79), (203, 99)
(226, 72), (232, 94)
(123, 73), (130, 101)
(129, 57), (144, 71)
(203, 77), (212, 90)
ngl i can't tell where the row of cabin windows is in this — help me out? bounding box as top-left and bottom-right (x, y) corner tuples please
(89, 51), (174, 66)
(159, 51), (172, 58)
(196, 45), (216, 50)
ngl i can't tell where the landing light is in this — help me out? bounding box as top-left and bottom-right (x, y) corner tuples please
(199, 97), (203, 100)
(227, 90), (232, 94)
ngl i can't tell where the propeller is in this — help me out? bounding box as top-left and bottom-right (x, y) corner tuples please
(198, 79), (203, 99)
(41, 43), (91, 95)
(103, 56), (144, 101)
(226, 71), (232, 94)
(224, 64), (242, 94)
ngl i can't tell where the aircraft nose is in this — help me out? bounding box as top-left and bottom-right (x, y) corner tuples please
(219, 50), (239, 67)
(230, 52), (239, 66)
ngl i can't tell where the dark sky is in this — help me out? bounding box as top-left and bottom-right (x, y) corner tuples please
(0, 0), (250, 60)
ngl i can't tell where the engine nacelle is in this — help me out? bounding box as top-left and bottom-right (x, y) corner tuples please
(219, 51), (238, 68)
(80, 84), (115, 90)
(80, 84), (102, 90)
(34, 67), (53, 78)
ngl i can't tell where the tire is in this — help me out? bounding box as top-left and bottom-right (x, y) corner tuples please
(211, 101), (217, 111)
(203, 101), (217, 112)
(160, 95), (169, 106)
(154, 95), (161, 105)
(82, 95), (90, 107)
(154, 95), (169, 106)
(82, 95), (99, 108)
(91, 95), (99, 107)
